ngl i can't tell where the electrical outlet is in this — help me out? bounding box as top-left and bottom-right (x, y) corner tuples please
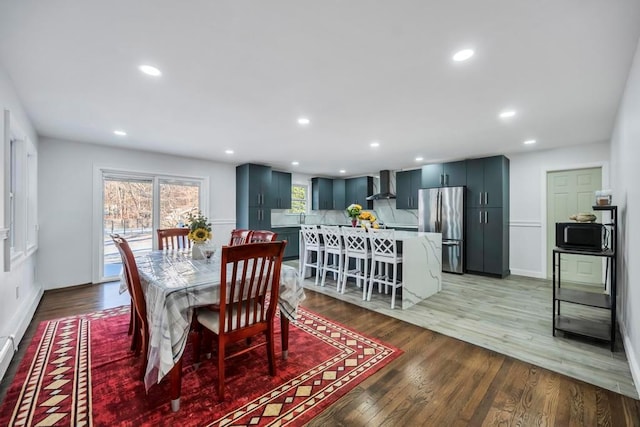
(15, 285), (19, 299)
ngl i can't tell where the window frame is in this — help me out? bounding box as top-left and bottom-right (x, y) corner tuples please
(3, 109), (37, 272)
(289, 183), (308, 214)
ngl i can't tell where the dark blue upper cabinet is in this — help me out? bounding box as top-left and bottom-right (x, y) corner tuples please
(332, 179), (346, 210)
(422, 161), (466, 188)
(311, 177), (333, 210)
(421, 164), (442, 188)
(443, 161), (467, 186)
(396, 169), (421, 209)
(345, 176), (373, 209)
(271, 171), (292, 209)
(466, 155), (508, 208)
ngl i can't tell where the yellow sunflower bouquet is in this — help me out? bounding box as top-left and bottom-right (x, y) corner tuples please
(186, 211), (212, 242)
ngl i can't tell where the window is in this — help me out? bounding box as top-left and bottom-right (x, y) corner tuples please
(3, 109), (36, 271)
(290, 184), (307, 213)
(9, 138), (17, 251)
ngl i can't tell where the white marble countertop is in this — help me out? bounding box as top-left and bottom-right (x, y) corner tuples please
(392, 230), (440, 240)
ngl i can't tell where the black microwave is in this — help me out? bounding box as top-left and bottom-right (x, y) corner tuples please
(556, 222), (604, 251)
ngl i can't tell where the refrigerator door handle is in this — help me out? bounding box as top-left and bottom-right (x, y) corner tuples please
(438, 191), (443, 231)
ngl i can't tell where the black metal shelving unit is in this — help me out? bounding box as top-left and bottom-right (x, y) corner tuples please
(552, 205), (617, 351)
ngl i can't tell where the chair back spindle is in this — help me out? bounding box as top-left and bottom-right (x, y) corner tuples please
(157, 228), (191, 250)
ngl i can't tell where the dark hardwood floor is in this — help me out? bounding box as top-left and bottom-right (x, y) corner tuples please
(1, 282), (639, 426)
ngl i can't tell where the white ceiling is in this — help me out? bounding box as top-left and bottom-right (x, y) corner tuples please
(1, 1), (639, 177)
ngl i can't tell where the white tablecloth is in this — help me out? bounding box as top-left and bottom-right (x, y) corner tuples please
(128, 248), (304, 391)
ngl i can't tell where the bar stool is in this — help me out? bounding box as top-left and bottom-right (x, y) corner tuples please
(320, 225), (345, 290)
(300, 225), (324, 285)
(368, 228), (403, 309)
(341, 226), (371, 300)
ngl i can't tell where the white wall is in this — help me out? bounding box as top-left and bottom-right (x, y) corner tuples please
(38, 137), (236, 289)
(610, 37), (640, 396)
(0, 63), (42, 380)
(507, 142), (610, 277)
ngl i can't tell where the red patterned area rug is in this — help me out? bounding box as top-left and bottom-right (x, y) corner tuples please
(0, 306), (402, 426)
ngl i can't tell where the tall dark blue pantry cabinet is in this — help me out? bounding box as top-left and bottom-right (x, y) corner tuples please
(236, 163), (272, 230)
(465, 155), (510, 277)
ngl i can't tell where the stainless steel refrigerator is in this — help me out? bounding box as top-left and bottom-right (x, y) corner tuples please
(418, 186), (465, 274)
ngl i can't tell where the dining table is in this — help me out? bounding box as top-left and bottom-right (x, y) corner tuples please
(126, 245), (304, 411)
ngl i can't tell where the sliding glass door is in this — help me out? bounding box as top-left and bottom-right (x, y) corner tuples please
(103, 176), (153, 278)
(99, 171), (204, 282)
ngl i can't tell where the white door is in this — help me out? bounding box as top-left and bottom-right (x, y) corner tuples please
(546, 167), (602, 285)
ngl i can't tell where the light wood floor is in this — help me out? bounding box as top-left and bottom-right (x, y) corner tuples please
(297, 265), (639, 399)
(1, 281), (639, 426)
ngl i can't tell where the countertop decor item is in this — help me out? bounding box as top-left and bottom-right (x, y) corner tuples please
(358, 211), (380, 229)
(569, 213), (597, 223)
(347, 204), (362, 226)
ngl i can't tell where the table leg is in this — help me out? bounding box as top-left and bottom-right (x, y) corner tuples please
(169, 357), (183, 412)
(280, 315), (290, 359)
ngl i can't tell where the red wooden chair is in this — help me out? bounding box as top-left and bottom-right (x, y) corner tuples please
(157, 228), (191, 250)
(113, 235), (150, 380)
(193, 241), (286, 400)
(229, 229), (253, 246)
(249, 230), (278, 243)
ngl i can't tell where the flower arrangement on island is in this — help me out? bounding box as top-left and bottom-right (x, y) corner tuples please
(358, 211), (380, 229)
(346, 203), (362, 219)
(186, 211), (212, 242)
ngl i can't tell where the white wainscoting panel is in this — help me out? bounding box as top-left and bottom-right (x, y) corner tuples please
(210, 219), (236, 247)
(509, 220), (545, 278)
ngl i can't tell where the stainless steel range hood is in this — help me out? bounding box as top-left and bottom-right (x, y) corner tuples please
(366, 170), (396, 200)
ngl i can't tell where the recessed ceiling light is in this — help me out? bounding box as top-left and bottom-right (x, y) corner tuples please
(297, 117), (310, 125)
(339, 169), (346, 174)
(113, 130), (127, 136)
(453, 49), (474, 62)
(139, 65), (162, 77)
(499, 110), (516, 119)
(523, 139), (536, 145)
(370, 141), (380, 148)
(415, 156), (424, 162)
(225, 149), (234, 154)
(291, 161), (299, 166)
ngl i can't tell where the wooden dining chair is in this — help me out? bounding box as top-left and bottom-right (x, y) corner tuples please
(193, 241), (286, 400)
(157, 228), (191, 250)
(113, 235), (150, 381)
(249, 230), (277, 243)
(110, 233), (138, 350)
(229, 229), (253, 246)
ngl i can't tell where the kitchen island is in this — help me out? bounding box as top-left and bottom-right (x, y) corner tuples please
(299, 228), (442, 309)
(392, 231), (442, 309)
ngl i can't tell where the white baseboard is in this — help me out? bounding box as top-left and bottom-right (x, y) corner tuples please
(0, 286), (44, 381)
(618, 319), (640, 398)
(510, 268), (546, 279)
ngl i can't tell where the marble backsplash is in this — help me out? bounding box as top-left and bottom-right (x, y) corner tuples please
(271, 170), (419, 227)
